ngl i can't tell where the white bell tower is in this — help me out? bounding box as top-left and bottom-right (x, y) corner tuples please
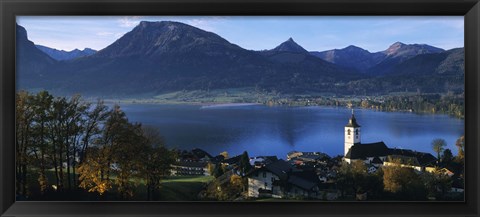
(344, 109), (361, 156)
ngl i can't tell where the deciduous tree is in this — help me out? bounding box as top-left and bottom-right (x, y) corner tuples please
(432, 138), (447, 161)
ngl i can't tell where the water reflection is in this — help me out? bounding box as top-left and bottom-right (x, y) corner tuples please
(119, 104), (464, 158)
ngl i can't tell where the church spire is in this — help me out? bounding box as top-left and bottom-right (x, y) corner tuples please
(346, 110), (360, 128)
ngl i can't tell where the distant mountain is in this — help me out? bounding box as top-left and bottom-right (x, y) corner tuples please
(346, 48), (464, 94)
(369, 42), (445, 75)
(260, 38), (345, 70)
(388, 48), (464, 77)
(94, 21), (245, 58)
(16, 24), (57, 88)
(271, 38), (309, 54)
(382, 42), (444, 58)
(36, 45), (96, 60)
(27, 21), (357, 96)
(313, 42), (445, 75)
(311, 45), (385, 73)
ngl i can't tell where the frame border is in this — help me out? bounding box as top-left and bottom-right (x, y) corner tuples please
(1, 0), (479, 216)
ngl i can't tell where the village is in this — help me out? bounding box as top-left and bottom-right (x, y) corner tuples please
(170, 112), (465, 201)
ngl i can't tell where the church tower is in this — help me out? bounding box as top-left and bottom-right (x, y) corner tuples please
(345, 110), (361, 156)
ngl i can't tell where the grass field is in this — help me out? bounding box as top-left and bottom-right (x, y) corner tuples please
(156, 176), (214, 201)
(23, 169), (214, 201)
(102, 87), (281, 105)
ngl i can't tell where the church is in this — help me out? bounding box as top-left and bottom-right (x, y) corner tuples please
(343, 110), (437, 172)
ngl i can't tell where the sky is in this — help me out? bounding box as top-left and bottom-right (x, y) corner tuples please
(16, 16), (464, 52)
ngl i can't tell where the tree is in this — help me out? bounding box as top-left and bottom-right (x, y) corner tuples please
(113, 122), (144, 199)
(30, 91), (54, 193)
(238, 151), (252, 176)
(228, 174), (245, 197)
(78, 104), (134, 198)
(80, 100), (109, 163)
(15, 91), (36, 196)
(213, 164), (225, 178)
(420, 169), (453, 199)
(77, 147), (112, 195)
(336, 161), (370, 197)
(382, 160), (427, 200)
(207, 162), (216, 176)
(63, 94), (88, 190)
(138, 126), (174, 200)
(220, 151), (229, 159)
(98, 104), (129, 182)
(431, 138), (447, 161)
(455, 135), (465, 160)
(441, 149), (453, 165)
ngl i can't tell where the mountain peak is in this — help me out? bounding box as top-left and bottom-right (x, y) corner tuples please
(94, 21), (240, 59)
(272, 37), (308, 53)
(385, 42), (406, 55)
(83, 48), (97, 53)
(391, 41), (405, 46)
(343, 45), (366, 52)
(384, 42), (443, 57)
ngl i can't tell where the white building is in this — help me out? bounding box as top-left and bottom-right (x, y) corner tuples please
(247, 160), (325, 199)
(344, 110), (361, 156)
(343, 110), (438, 172)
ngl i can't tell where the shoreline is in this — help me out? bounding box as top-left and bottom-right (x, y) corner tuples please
(97, 99), (463, 119)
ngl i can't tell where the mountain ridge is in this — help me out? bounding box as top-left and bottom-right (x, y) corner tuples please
(36, 45), (97, 60)
(16, 21), (464, 97)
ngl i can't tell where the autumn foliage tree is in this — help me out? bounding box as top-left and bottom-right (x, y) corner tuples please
(455, 135), (465, 161)
(77, 147), (112, 195)
(382, 160), (427, 200)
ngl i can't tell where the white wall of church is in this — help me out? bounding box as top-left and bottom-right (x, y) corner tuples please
(344, 127), (361, 155)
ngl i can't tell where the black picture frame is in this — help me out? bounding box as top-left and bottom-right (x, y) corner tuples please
(1, 0), (479, 216)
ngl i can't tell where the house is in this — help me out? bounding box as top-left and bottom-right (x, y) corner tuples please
(383, 155), (424, 171)
(222, 154), (243, 166)
(250, 156), (278, 168)
(285, 170), (323, 199)
(385, 149), (437, 172)
(287, 151), (303, 160)
(288, 151), (330, 163)
(210, 155), (225, 163)
(178, 148), (213, 162)
(247, 160), (293, 198)
(247, 160), (324, 199)
(171, 161), (210, 176)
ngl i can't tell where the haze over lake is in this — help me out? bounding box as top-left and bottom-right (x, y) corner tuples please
(117, 103), (464, 158)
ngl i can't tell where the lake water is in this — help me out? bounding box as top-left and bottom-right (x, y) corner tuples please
(118, 103), (464, 159)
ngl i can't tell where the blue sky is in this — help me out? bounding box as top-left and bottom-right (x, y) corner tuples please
(17, 16), (464, 52)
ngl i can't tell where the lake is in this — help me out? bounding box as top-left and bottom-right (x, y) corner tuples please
(117, 103), (464, 159)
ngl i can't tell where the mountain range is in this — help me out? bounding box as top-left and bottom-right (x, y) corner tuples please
(36, 45), (97, 61)
(16, 21), (464, 97)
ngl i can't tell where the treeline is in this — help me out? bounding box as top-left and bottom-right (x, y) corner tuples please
(16, 91), (175, 200)
(357, 94), (464, 119)
(259, 93), (464, 119)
